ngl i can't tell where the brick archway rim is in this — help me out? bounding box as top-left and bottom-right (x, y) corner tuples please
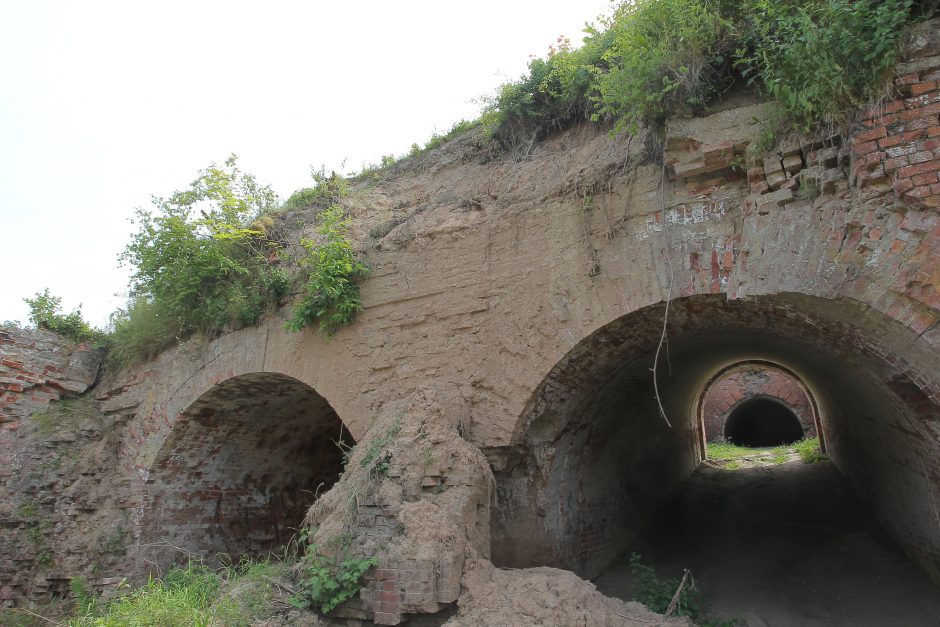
(693, 359), (824, 458)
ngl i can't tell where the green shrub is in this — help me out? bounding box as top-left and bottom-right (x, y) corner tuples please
(488, 29), (614, 146)
(794, 437), (828, 463)
(70, 577), (98, 617)
(630, 553), (700, 618)
(69, 559), (292, 627)
(487, 0), (920, 146)
(289, 544), (376, 615)
(286, 205), (369, 335)
(593, 0), (730, 134)
(71, 563), (221, 627)
(282, 167), (349, 210)
(705, 441), (754, 461)
(421, 118), (480, 152)
(112, 155), (286, 366)
(23, 289), (100, 343)
(212, 558), (288, 626)
(105, 298), (176, 369)
(734, 0), (913, 131)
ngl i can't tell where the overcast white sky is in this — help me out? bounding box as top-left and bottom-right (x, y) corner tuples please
(0, 0), (613, 327)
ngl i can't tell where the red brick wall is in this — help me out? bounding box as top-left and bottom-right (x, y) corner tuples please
(701, 364), (816, 442)
(853, 74), (940, 214)
(0, 327), (100, 426)
(0, 326), (105, 605)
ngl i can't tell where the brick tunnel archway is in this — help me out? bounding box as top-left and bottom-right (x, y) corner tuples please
(138, 372), (352, 570)
(491, 292), (940, 582)
(696, 360), (822, 452)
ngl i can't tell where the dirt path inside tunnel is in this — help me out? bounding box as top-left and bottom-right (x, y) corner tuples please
(594, 460), (940, 626)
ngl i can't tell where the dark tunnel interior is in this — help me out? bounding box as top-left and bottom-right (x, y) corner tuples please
(724, 397), (805, 447)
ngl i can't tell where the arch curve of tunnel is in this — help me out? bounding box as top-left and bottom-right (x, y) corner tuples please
(139, 372), (352, 569)
(491, 292), (940, 581)
(696, 360), (822, 451)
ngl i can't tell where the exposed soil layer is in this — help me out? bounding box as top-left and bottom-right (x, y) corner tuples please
(595, 461), (940, 626)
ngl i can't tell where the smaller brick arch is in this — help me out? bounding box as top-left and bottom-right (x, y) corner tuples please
(698, 361), (821, 447)
(137, 372), (353, 571)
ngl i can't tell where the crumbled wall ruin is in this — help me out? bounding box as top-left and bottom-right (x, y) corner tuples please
(2, 18), (940, 624)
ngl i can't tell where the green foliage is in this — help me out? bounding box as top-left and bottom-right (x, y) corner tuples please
(359, 418), (401, 478)
(283, 167), (349, 210)
(71, 563), (221, 627)
(112, 155), (287, 367)
(23, 289), (100, 343)
(593, 0), (730, 134)
(30, 396), (102, 433)
(488, 30), (614, 146)
(70, 577), (98, 617)
(734, 0), (913, 131)
(16, 499), (52, 565)
(421, 118), (480, 152)
(286, 205), (369, 335)
(707, 437), (829, 468)
(705, 441), (757, 461)
(487, 0), (919, 146)
(212, 558), (289, 626)
(289, 544), (377, 615)
(794, 436), (828, 463)
(630, 553), (700, 618)
(105, 298), (175, 369)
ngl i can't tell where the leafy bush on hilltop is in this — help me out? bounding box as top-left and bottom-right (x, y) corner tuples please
(488, 0), (923, 146)
(109, 155), (289, 367)
(23, 289), (101, 343)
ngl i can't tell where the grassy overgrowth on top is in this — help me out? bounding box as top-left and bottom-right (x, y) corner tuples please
(22, 289), (102, 343)
(13, 158), (371, 368)
(108, 155), (290, 367)
(487, 0), (924, 148)
(106, 158), (369, 367)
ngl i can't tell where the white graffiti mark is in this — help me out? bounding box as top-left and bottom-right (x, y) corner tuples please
(636, 199), (730, 240)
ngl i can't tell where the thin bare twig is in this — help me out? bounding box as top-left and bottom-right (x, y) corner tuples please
(665, 569), (692, 616)
(6, 607), (67, 626)
(262, 575), (298, 596)
(651, 161), (674, 428)
(614, 612), (663, 624)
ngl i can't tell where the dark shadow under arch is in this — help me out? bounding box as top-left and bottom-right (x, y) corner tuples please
(491, 293), (940, 582)
(140, 372), (352, 570)
(725, 397), (804, 446)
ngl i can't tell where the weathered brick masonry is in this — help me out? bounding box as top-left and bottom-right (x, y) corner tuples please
(701, 364), (815, 442)
(3, 19), (940, 624)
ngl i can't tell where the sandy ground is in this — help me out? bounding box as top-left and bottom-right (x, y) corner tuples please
(595, 460), (940, 626)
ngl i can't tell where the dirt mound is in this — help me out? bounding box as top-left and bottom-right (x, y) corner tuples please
(299, 384), (682, 625)
(448, 559), (692, 627)
(301, 384), (494, 623)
